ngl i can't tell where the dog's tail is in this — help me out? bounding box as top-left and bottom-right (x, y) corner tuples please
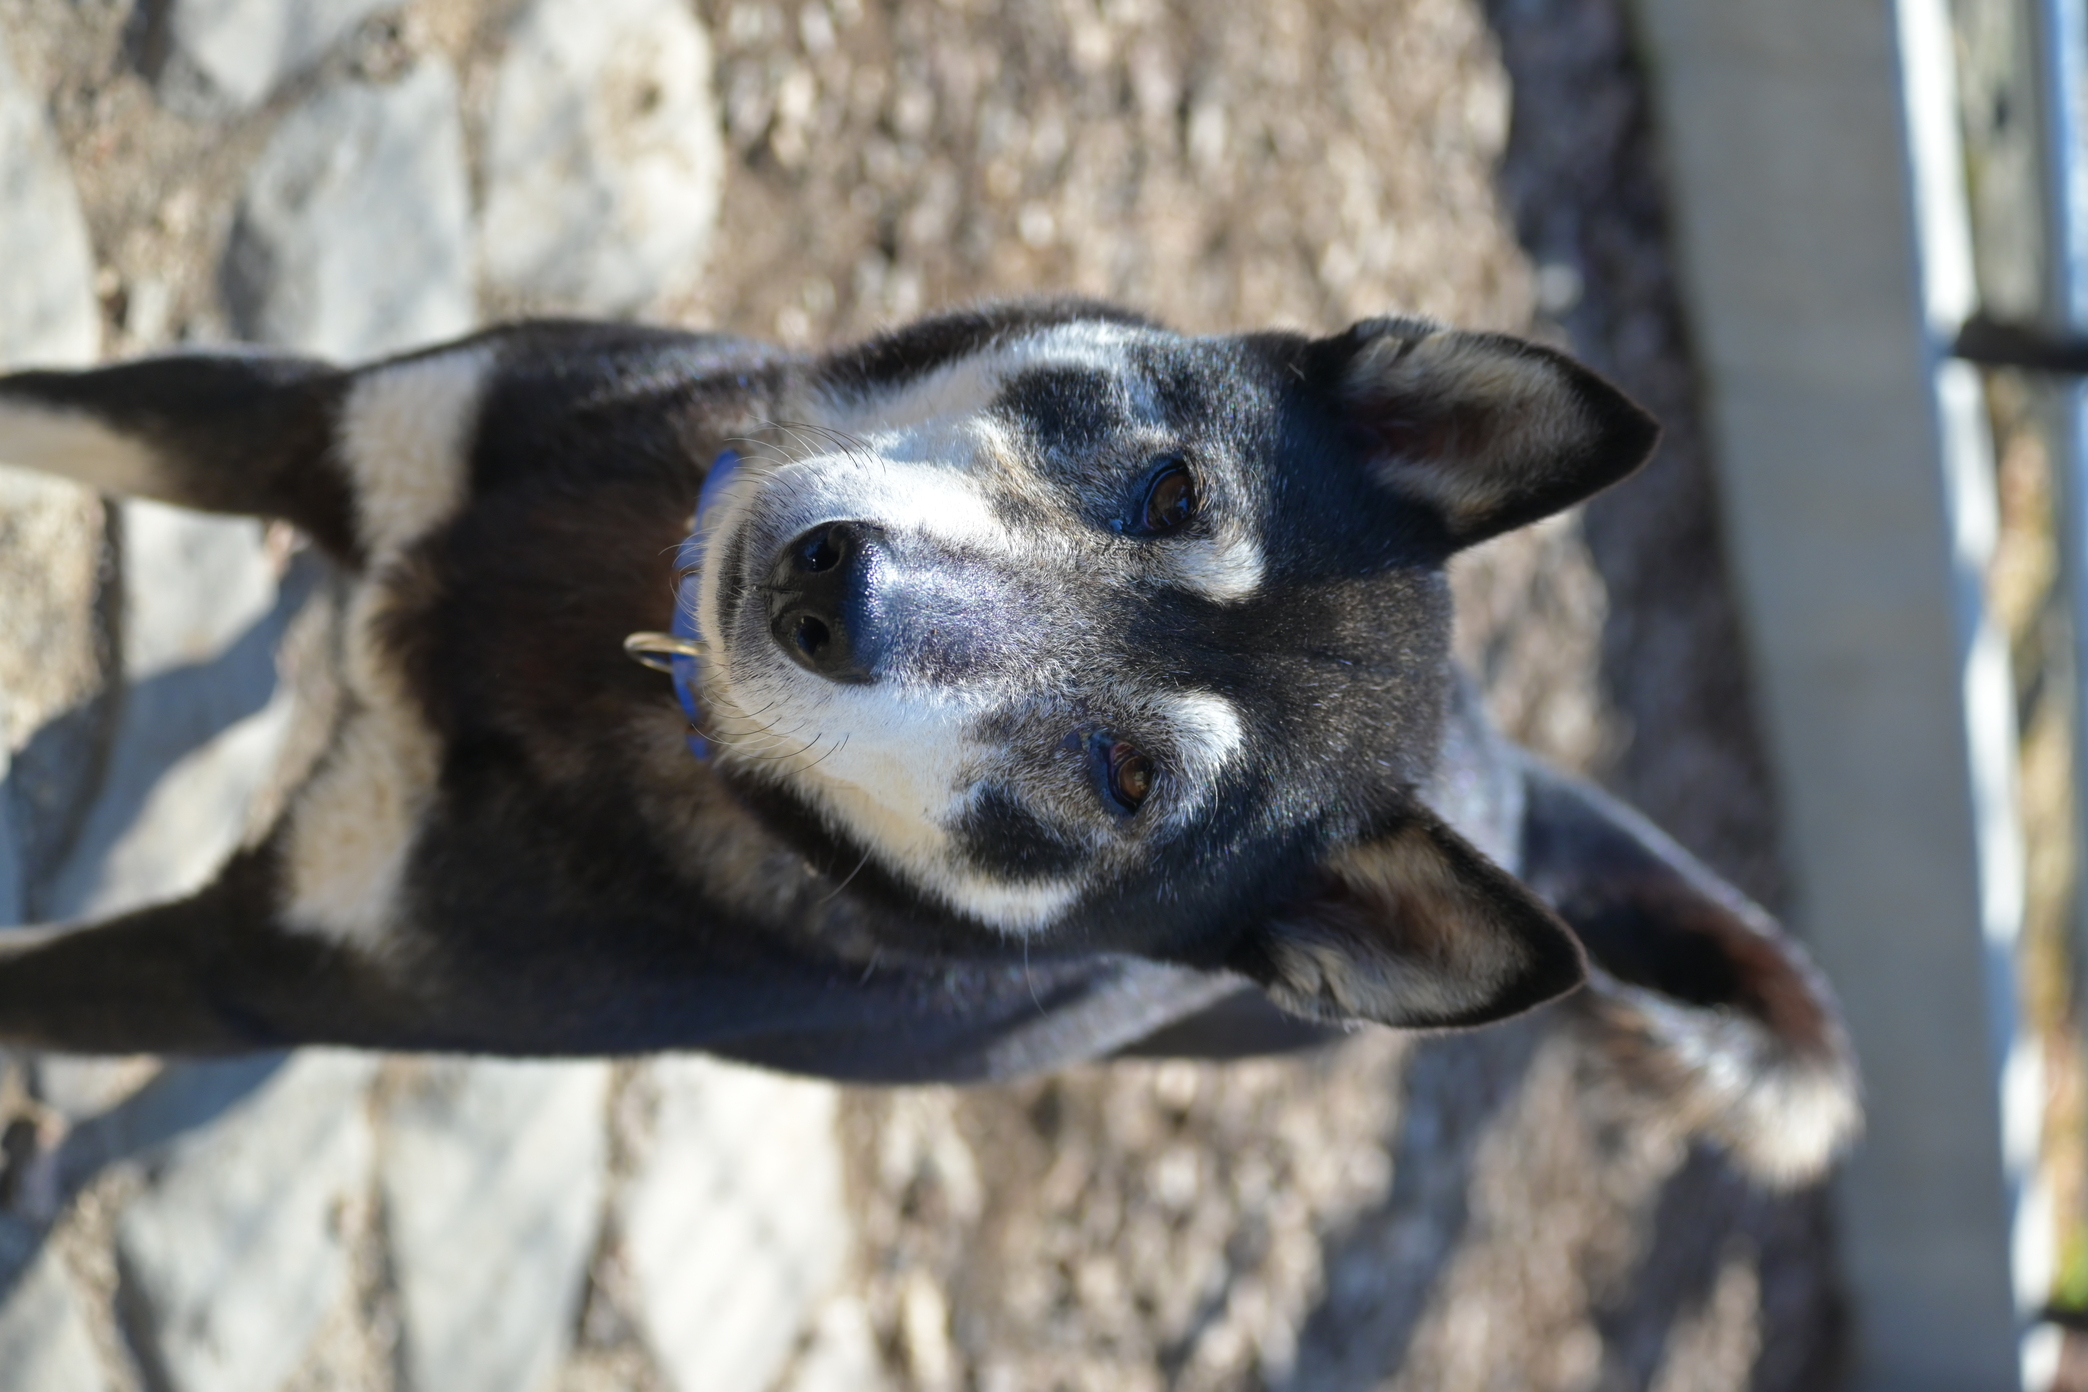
(1517, 757), (1860, 1187)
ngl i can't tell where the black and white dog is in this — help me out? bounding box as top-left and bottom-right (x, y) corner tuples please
(0, 302), (1856, 1183)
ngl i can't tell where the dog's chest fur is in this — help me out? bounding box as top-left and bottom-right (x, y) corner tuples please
(277, 332), (814, 960)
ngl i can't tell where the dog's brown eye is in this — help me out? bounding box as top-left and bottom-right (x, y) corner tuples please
(1138, 458), (1197, 534)
(1104, 739), (1154, 812)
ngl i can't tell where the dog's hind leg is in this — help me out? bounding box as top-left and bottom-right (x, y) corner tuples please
(1514, 756), (1860, 1185)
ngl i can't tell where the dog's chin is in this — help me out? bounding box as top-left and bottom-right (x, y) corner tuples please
(687, 650), (1094, 939)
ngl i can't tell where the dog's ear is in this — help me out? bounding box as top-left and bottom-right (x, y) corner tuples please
(1321, 319), (1660, 549)
(1232, 802), (1586, 1029)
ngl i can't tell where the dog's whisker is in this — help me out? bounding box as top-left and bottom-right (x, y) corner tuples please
(819, 848), (875, 907)
(799, 732), (848, 774)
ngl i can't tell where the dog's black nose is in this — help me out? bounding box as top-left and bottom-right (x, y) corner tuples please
(767, 521), (887, 683)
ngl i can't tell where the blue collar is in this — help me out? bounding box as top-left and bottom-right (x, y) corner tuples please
(626, 449), (742, 760)
(665, 528), (709, 759)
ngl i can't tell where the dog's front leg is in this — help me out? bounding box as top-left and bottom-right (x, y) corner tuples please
(0, 846), (400, 1054)
(0, 352), (366, 557)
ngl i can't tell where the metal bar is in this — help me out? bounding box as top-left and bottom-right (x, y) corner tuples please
(1954, 315), (2088, 372)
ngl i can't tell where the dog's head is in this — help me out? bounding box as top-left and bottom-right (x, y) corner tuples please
(693, 304), (1658, 1029)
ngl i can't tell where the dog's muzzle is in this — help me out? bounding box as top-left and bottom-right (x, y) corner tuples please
(767, 520), (887, 683)
(760, 518), (1041, 687)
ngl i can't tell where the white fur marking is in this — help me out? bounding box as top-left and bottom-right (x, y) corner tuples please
(819, 323), (1262, 604)
(281, 703), (440, 943)
(820, 321), (1161, 437)
(790, 446), (1015, 556)
(923, 870), (1082, 929)
(283, 348), (494, 945)
(337, 347), (495, 556)
(1171, 532), (1264, 602)
(1166, 691), (1245, 779)
(0, 397), (161, 495)
(282, 577), (447, 945)
(1627, 989), (1863, 1187)
(701, 658), (1084, 932)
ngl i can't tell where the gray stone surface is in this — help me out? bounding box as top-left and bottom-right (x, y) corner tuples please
(168, 0), (397, 110)
(226, 59), (475, 361)
(781, 1295), (888, 1392)
(42, 501), (291, 922)
(0, 1215), (108, 1392)
(0, 29), (104, 932)
(480, 0), (723, 315)
(621, 1057), (849, 1392)
(380, 1060), (610, 1392)
(0, 24), (101, 934)
(55, 1054), (286, 1198)
(116, 1052), (378, 1392)
(0, 33), (98, 369)
(0, 467), (109, 901)
(32, 1055), (162, 1128)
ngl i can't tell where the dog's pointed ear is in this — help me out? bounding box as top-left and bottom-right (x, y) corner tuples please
(1232, 803), (1586, 1029)
(1319, 318), (1660, 549)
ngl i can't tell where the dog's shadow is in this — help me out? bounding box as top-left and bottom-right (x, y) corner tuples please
(12, 547), (322, 929)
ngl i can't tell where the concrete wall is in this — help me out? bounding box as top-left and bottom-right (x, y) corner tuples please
(1628, 0), (2032, 1385)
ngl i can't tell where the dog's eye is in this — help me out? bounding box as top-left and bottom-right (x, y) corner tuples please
(1132, 457), (1197, 535)
(1096, 734), (1154, 814)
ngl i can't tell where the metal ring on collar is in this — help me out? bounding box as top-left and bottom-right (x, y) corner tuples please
(623, 631), (709, 672)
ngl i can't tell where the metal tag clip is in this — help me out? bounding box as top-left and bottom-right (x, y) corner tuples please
(623, 631), (709, 673)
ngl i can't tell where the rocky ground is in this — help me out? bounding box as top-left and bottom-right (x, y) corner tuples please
(0, 1), (1840, 1390)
